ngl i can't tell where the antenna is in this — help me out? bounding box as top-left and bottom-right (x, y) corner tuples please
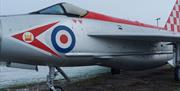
(155, 17), (161, 27)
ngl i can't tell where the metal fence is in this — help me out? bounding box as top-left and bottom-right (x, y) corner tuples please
(0, 62), (5, 65)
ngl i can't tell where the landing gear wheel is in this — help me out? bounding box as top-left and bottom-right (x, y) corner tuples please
(175, 66), (180, 81)
(111, 68), (120, 75)
(50, 86), (64, 91)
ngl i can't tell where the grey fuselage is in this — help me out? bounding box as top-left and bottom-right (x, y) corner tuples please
(0, 15), (173, 70)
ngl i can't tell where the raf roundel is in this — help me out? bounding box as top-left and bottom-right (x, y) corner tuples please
(51, 26), (76, 53)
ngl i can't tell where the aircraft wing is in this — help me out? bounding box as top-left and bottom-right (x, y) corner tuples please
(88, 29), (180, 42)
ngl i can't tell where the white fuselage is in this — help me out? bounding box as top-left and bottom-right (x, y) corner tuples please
(0, 15), (173, 70)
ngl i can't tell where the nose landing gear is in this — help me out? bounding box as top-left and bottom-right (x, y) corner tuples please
(47, 66), (70, 91)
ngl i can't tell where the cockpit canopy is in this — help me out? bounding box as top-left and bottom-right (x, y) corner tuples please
(31, 3), (88, 17)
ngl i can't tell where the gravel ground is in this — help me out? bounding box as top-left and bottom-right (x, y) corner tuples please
(3, 65), (180, 91)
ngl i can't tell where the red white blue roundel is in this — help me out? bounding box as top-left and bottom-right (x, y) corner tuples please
(51, 26), (76, 53)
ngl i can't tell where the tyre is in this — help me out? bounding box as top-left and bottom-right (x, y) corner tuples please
(50, 86), (64, 91)
(175, 66), (180, 81)
(111, 68), (120, 75)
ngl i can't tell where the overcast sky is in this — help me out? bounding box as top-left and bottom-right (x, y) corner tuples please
(0, 0), (176, 26)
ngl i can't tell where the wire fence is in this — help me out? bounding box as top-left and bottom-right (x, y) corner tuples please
(0, 62), (5, 65)
(0, 66), (1, 72)
(0, 62), (6, 72)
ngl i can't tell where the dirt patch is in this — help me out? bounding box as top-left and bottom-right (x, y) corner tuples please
(3, 66), (180, 91)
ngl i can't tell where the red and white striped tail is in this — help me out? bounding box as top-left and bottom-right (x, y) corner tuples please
(164, 0), (180, 32)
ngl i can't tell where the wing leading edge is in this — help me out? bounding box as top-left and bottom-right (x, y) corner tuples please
(88, 29), (180, 42)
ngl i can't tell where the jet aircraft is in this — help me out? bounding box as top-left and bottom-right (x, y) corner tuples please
(1, 0), (180, 91)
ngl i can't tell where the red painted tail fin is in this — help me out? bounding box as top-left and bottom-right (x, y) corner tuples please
(164, 0), (180, 32)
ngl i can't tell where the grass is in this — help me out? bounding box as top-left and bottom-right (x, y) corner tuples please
(0, 89), (7, 91)
(0, 82), (42, 90)
(175, 88), (180, 91)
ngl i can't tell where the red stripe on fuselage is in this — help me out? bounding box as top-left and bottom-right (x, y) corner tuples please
(84, 11), (164, 30)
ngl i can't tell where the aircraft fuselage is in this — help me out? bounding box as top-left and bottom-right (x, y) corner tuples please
(0, 15), (173, 70)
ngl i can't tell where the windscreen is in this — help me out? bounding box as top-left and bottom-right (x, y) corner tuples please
(31, 3), (88, 17)
(61, 3), (88, 17)
(39, 5), (64, 15)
